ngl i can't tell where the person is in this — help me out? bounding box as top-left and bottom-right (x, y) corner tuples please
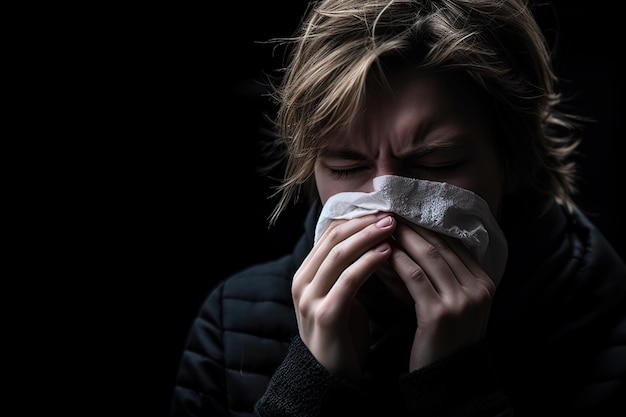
(171, 0), (626, 416)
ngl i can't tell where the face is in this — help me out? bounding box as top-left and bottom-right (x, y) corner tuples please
(314, 70), (503, 217)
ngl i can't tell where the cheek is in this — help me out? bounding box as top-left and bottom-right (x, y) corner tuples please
(314, 164), (375, 204)
(314, 165), (339, 204)
(444, 145), (502, 216)
(474, 178), (502, 217)
(478, 149), (503, 215)
(462, 157), (503, 216)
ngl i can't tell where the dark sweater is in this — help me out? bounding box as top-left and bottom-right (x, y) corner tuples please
(171, 194), (626, 417)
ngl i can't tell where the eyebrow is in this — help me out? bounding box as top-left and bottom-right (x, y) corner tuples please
(318, 148), (369, 160)
(399, 142), (466, 158)
(319, 142), (465, 160)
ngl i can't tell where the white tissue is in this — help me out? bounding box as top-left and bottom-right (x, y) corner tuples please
(314, 175), (508, 285)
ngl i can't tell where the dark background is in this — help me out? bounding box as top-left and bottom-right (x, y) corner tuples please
(96, 1), (621, 413)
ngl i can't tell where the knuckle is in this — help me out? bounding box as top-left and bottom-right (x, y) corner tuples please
(450, 296), (472, 313)
(438, 297), (470, 319)
(291, 287), (301, 304)
(326, 224), (342, 242)
(481, 274), (497, 295)
(297, 299), (312, 317)
(407, 265), (427, 283)
(291, 272), (306, 299)
(475, 281), (495, 302)
(313, 304), (335, 327)
(424, 243), (442, 260)
(336, 270), (360, 293)
(327, 246), (345, 262)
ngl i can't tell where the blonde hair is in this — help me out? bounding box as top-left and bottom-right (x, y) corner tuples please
(267, 0), (581, 225)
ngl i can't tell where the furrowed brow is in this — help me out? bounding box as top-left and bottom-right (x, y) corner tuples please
(318, 147), (368, 160)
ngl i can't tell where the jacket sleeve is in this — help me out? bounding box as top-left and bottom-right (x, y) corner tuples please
(171, 282), (229, 417)
(398, 341), (513, 416)
(255, 337), (513, 417)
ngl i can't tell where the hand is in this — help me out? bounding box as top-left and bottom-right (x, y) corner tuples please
(292, 213), (396, 384)
(388, 220), (496, 371)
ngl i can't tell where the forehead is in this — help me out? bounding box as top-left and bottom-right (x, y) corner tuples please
(326, 70), (495, 148)
(366, 69), (491, 120)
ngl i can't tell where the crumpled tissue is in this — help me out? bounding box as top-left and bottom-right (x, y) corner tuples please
(314, 175), (508, 285)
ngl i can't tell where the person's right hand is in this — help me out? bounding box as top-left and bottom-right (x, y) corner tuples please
(291, 213), (396, 384)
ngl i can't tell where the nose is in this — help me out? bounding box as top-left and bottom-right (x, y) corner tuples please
(374, 163), (412, 181)
(364, 165), (412, 192)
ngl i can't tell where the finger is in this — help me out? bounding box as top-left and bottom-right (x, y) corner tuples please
(322, 241), (392, 318)
(402, 223), (496, 296)
(306, 215), (395, 297)
(393, 221), (458, 294)
(388, 241), (440, 302)
(292, 213), (389, 293)
(438, 234), (492, 281)
(433, 232), (496, 295)
(405, 224), (470, 284)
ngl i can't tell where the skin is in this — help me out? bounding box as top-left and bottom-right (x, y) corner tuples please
(291, 70), (503, 384)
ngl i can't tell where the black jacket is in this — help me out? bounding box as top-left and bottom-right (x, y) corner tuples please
(171, 194), (626, 416)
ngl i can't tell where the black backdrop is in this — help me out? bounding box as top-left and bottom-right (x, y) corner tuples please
(116, 1), (623, 413)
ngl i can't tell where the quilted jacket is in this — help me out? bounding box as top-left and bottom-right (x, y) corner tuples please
(171, 192), (626, 416)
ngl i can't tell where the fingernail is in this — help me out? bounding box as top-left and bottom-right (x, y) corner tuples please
(375, 242), (390, 252)
(376, 216), (392, 228)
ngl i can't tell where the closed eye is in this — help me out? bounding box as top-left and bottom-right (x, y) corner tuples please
(328, 166), (370, 179)
(409, 161), (466, 176)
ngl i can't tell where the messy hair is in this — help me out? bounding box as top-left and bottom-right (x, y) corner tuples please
(267, 0), (581, 225)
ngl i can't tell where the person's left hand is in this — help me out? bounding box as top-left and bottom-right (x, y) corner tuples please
(387, 219), (496, 371)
